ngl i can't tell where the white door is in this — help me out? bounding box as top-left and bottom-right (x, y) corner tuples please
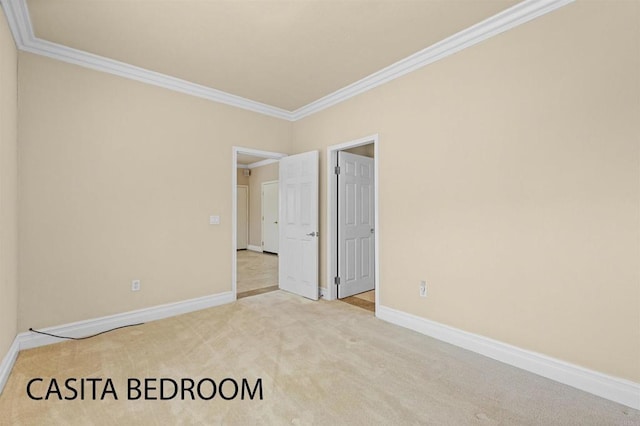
(337, 151), (375, 298)
(262, 181), (279, 254)
(279, 151), (319, 300)
(236, 185), (249, 250)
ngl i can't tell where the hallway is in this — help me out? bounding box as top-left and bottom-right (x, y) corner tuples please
(237, 250), (278, 298)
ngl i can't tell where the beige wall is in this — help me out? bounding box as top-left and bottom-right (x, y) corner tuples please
(248, 162), (279, 248)
(18, 52), (291, 330)
(236, 168), (249, 186)
(343, 143), (374, 158)
(0, 8), (18, 364)
(7, 0), (639, 388)
(292, 1), (640, 382)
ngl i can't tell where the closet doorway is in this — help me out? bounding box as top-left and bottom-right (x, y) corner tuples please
(326, 135), (379, 313)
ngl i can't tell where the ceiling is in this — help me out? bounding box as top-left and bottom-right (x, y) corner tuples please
(237, 153), (272, 166)
(25, 0), (519, 112)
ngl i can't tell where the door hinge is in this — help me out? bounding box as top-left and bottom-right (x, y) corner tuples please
(334, 166), (340, 175)
(334, 276), (341, 285)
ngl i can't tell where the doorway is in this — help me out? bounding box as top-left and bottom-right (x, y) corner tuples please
(326, 135), (379, 314)
(232, 147), (287, 299)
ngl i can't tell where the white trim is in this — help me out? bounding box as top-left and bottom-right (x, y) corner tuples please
(26, 38), (293, 120)
(0, 0), (573, 121)
(236, 184), (249, 250)
(247, 245), (263, 253)
(248, 158), (279, 169)
(0, 0), (291, 121)
(234, 147), (288, 161)
(19, 291), (235, 351)
(237, 164), (249, 169)
(290, 0), (574, 120)
(0, 0), (31, 47)
(376, 305), (640, 410)
(232, 148), (238, 295)
(319, 287), (328, 299)
(0, 337), (20, 395)
(0, 291), (234, 394)
(326, 134), (379, 305)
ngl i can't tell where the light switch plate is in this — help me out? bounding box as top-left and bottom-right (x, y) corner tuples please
(209, 215), (220, 225)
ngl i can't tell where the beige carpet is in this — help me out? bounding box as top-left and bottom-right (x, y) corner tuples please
(237, 250), (278, 293)
(0, 291), (637, 425)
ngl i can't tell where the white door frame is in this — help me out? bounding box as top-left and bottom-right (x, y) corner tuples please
(325, 134), (379, 311)
(261, 180), (279, 253)
(236, 184), (249, 250)
(232, 147), (287, 298)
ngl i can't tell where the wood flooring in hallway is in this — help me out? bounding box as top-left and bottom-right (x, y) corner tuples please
(237, 250), (375, 312)
(237, 249), (278, 299)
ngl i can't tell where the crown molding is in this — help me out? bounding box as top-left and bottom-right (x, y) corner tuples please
(23, 38), (294, 120)
(1, 0), (573, 122)
(0, 0), (293, 121)
(290, 0), (573, 120)
(0, 0), (30, 46)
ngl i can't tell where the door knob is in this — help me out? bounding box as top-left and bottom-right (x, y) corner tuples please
(306, 231), (318, 237)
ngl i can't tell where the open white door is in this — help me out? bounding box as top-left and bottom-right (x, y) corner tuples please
(338, 151), (375, 298)
(279, 151), (319, 300)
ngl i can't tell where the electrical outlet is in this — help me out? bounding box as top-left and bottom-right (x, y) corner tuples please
(419, 280), (427, 297)
(131, 279), (141, 292)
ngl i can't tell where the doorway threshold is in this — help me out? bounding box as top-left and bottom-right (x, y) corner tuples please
(340, 294), (375, 312)
(238, 285), (279, 299)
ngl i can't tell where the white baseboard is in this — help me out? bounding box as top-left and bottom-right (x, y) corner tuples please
(0, 337), (20, 395)
(319, 287), (328, 299)
(19, 291), (235, 351)
(376, 304), (640, 410)
(1, 291), (235, 394)
(247, 245), (263, 253)
(0, 291), (234, 394)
